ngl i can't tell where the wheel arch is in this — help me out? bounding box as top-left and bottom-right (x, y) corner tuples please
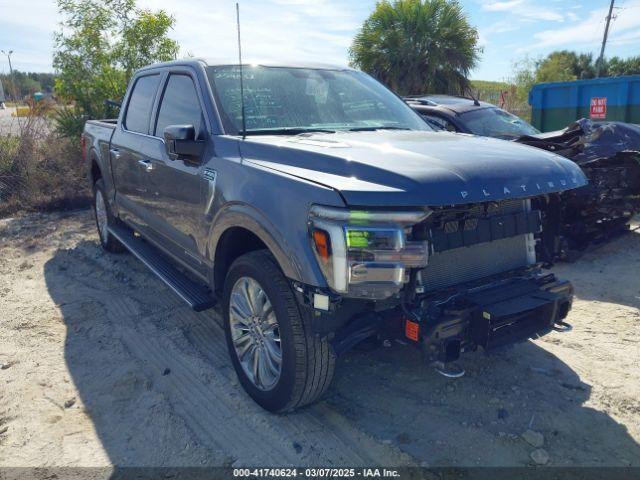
(209, 204), (306, 293)
(89, 149), (102, 185)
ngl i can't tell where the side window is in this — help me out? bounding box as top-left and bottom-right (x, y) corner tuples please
(154, 74), (204, 138)
(124, 74), (160, 134)
(422, 114), (457, 132)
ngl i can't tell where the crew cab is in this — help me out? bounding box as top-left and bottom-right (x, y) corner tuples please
(82, 60), (587, 412)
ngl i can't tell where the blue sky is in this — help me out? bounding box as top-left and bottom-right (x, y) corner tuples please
(1, 0), (639, 81)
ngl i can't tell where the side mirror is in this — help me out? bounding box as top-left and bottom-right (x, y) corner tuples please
(163, 124), (205, 161)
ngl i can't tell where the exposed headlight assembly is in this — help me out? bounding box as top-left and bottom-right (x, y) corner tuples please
(309, 205), (431, 299)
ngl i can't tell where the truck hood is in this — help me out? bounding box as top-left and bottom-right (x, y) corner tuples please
(240, 130), (587, 207)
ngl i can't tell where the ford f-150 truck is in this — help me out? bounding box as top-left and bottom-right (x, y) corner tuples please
(82, 59), (587, 412)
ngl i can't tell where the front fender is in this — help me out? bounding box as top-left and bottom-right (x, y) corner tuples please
(207, 202), (308, 284)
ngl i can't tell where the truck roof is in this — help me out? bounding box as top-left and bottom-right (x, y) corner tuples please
(405, 95), (495, 114)
(138, 58), (353, 73)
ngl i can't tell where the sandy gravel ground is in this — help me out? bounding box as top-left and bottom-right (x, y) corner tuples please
(0, 108), (20, 136)
(0, 107), (53, 137)
(0, 209), (638, 468)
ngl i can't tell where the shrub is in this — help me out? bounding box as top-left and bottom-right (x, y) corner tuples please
(54, 107), (88, 139)
(0, 106), (89, 217)
(53, 0), (179, 137)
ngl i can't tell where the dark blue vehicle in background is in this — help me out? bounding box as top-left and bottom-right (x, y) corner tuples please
(407, 95), (640, 260)
(405, 94), (540, 139)
(82, 60), (586, 411)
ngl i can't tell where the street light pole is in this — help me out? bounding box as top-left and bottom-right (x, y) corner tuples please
(1, 49), (15, 102)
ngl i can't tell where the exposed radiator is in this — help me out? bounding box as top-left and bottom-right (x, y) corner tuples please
(419, 199), (534, 292)
(420, 235), (531, 291)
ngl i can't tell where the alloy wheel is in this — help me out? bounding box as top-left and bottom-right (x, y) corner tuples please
(95, 189), (108, 244)
(229, 276), (282, 391)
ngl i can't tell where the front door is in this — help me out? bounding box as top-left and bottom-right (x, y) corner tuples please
(142, 72), (209, 272)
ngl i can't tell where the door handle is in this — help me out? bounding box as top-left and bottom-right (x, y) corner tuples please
(138, 159), (154, 172)
(110, 148), (121, 160)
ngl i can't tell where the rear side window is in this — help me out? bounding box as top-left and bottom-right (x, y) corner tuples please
(154, 74), (204, 138)
(124, 74), (160, 134)
(422, 114), (457, 132)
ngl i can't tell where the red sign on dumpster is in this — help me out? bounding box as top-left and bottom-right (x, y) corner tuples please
(590, 97), (607, 119)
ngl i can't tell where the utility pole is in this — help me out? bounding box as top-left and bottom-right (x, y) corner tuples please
(1, 49), (15, 101)
(596, 0), (615, 78)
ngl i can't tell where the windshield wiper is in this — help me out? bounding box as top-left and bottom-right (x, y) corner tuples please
(242, 127), (336, 136)
(346, 126), (412, 132)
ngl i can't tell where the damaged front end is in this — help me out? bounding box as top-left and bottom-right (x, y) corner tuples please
(399, 199), (573, 375)
(302, 197), (575, 376)
(517, 119), (640, 261)
(406, 269), (573, 376)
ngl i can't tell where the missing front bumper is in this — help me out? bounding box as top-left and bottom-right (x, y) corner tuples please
(417, 275), (573, 364)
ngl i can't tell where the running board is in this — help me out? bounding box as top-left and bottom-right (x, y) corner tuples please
(108, 224), (216, 312)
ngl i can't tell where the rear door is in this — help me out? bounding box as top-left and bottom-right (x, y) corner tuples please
(111, 72), (162, 232)
(142, 70), (209, 271)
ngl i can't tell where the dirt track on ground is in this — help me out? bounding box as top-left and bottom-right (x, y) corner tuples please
(0, 209), (639, 468)
(0, 108), (23, 136)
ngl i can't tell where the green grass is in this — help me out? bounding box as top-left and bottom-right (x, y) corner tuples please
(0, 136), (20, 170)
(470, 80), (512, 93)
(470, 80), (532, 122)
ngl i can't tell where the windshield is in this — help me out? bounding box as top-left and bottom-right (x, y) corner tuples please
(460, 107), (539, 139)
(206, 65), (431, 135)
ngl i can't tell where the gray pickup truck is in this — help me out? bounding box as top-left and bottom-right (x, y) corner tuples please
(82, 59), (587, 412)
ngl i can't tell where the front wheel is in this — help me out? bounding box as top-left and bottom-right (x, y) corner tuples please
(223, 250), (335, 412)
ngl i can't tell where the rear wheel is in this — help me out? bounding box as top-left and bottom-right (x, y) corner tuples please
(223, 250), (335, 412)
(93, 179), (125, 253)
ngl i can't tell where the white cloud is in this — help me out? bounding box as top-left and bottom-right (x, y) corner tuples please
(484, 0), (525, 12)
(526, 1), (640, 51)
(0, 0), (372, 72)
(0, 0), (61, 71)
(483, 20), (520, 35)
(566, 11), (579, 22)
(136, 0), (368, 66)
(0, 0), (60, 33)
(476, 1), (563, 50)
(482, 0), (565, 22)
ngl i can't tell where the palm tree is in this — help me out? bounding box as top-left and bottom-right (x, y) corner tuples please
(349, 0), (480, 96)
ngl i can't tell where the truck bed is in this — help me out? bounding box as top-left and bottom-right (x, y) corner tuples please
(82, 119), (118, 182)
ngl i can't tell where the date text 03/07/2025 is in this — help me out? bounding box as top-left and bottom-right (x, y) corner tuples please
(232, 468), (401, 478)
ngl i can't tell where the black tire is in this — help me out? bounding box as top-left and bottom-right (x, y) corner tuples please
(223, 250), (335, 412)
(93, 179), (125, 253)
